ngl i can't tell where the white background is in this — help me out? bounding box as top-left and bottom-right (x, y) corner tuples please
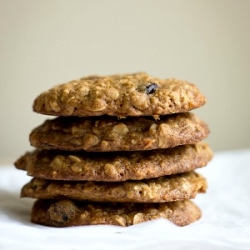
(1, 149), (250, 249)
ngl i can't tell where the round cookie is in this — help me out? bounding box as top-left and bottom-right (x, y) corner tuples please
(29, 112), (210, 152)
(31, 199), (201, 227)
(15, 143), (212, 181)
(33, 72), (206, 117)
(21, 171), (207, 203)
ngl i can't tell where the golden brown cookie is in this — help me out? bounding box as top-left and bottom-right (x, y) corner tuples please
(31, 199), (201, 227)
(15, 143), (212, 181)
(33, 72), (206, 117)
(21, 171), (207, 203)
(29, 113), (209, 152)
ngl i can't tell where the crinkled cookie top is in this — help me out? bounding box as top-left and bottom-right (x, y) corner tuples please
(33, 72), (206, 117)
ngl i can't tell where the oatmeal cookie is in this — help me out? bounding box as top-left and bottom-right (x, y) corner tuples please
(21, 171), (207, 203)
(29, 113), (209, 152)
(15, 143), (212, 181)
(33, 72), (206, 117)
(31, 199), (201, 227)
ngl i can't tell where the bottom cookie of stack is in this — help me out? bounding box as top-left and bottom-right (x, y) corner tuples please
(31, 199), (201, 227)
(20, 170), (207, 227)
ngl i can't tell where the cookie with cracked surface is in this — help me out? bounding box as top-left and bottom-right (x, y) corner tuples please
(29, 112), (209, 152)
(21, 171), (207, 203)
(31, 199), (201, 227)
(33, 72), (206, 117)
(15, 143), (212, 181)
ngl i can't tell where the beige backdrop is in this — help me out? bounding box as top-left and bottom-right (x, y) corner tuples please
(1, 0), (250, 163)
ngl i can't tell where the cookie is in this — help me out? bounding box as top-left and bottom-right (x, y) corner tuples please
(21, 171), (207, 203)
(29, 112), (209, 152)
(15, 143), (212, 181)
(31, 199), (201, 227)
(32, 72), (206, 117)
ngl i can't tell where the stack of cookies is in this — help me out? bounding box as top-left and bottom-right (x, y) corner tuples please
(15, 72), (212, 227)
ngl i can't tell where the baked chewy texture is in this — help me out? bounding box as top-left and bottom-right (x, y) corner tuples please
(31, 199), (201, 227)
(29, 113), (209, 152)
(21, 171), (206, 203)
(14, 142), (212, 181)
(32, 72), (206, 117)
(14, 72), (210, 228)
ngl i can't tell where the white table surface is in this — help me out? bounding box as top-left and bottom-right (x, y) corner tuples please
(1, 148), (250, 250)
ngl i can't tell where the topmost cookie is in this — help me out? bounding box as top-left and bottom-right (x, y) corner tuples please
(33, 72), (206, 117)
